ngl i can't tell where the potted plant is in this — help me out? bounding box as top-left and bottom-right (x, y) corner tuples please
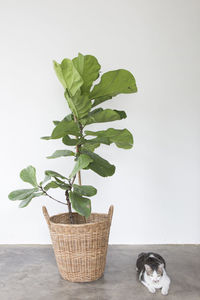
(8, 53), (137, 282)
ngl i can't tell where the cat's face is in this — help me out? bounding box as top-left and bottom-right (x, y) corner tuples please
(144, 264), (164, 283)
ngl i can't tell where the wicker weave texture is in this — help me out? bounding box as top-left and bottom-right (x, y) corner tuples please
(43, 206), (114, 282)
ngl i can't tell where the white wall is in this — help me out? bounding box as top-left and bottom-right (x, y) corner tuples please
(1, 0), (200, 244)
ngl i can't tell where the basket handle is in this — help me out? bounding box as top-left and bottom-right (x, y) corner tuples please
(108, 205), (114, 224)
(42, 206), (51, 227)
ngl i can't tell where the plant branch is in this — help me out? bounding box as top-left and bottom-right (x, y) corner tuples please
(39, 186), (67, 206)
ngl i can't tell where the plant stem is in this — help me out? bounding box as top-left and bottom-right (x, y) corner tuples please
(73, 115), (86, 223)
(65, 190), (74, 224)
(39, 186), (67, 206)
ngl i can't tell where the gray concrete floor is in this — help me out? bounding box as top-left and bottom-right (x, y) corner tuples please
(0, 245), (200, 300)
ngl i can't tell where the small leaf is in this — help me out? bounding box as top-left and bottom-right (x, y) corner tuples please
(19, 192), (43, 208)
(51, 120), (80, 139)
(53, 114), (73, 126)
(69, 154), (93, 178)
(47, 150), (75, 159)
(44, 181), (60, 191)
(69, 191), (91, 218)
(44, 181), (70, 191)
(41, 136), (52, 140)
(73, 184), (97, 197)
(62, 135), (78, 146)
(20, 166), (38, 187)
(81, 150), (115, 177)
(40, 175), (51, 186)
(90, 69), (137, 107)
(8, 188), (38, 201)
(45, 170), (67, 180)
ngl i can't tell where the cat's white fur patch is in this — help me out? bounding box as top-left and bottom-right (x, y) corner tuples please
(142, 268), (171, 295)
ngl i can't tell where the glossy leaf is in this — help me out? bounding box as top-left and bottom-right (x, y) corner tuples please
(8, 188), (38, 201)
(113, 110), (127, 119)
(69, 154), (93, 178)
(72, 53), (101, 93)
(81, 109), (125, 125)
(20, 166), (38, 187)
(44, 181), (70, 191)
(81, 150), (115, 177)
(19, 192), (43, 208)
(62, 135), (78, 146)
(53, 114), (73, 126)
(41, 136), (52, 140)
(45, 170), (67, 180)
(51, 120), (80, 139)
(81, 141), (100, 152)
(73, 184), (97, 197)
(84, 136), (111, 146)
(85, 128), (133, 149)
(69, 191), (91, 218)
(90, 69), (137, 107)
(47, 150), (75, 159)
(53, 59), (83, 96)
(64, 90), (92, 119)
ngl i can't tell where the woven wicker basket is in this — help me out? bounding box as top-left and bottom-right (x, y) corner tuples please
(42, 205), (114, 282)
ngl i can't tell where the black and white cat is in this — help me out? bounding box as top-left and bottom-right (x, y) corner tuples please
(136, 252), (171, 295)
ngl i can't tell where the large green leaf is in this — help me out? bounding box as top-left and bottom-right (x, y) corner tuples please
(69, 154), (93, 178)
(53, 59), (83, 96)
(47, 150), (75, 159)
(85, 128), (133, 149)
(81, 150), (115, 177)
(51, 120), (80, 139)
(64, 90), (92, 120)
(20, 166), (38, 187)
(19, 192), (43, 208)
(90, 69), (137, 107)
(72, 53), (101, 93)
(73, 184), (97, 197)
(8, 188), (38, 201)
(45, 170), (67, 180)
(69, 191), (91, 218)
(81, 109), (126, 125)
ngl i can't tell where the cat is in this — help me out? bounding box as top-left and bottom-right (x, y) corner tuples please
(136, 252), (171, 295)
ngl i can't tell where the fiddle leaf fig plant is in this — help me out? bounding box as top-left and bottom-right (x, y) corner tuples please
(8, 53), (137, 223)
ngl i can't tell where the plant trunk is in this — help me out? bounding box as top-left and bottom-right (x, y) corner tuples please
(65, 190), (74, 224)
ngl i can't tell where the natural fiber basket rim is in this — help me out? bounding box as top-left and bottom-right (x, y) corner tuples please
(49, 212), (109, 228)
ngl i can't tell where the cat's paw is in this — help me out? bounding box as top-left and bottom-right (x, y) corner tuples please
(148, 286), (156, 294)
(161, 288), (169, 296)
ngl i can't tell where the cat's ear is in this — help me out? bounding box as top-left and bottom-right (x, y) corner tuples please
(144, 264), (152, 273)
(158, 263), (164, 271)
